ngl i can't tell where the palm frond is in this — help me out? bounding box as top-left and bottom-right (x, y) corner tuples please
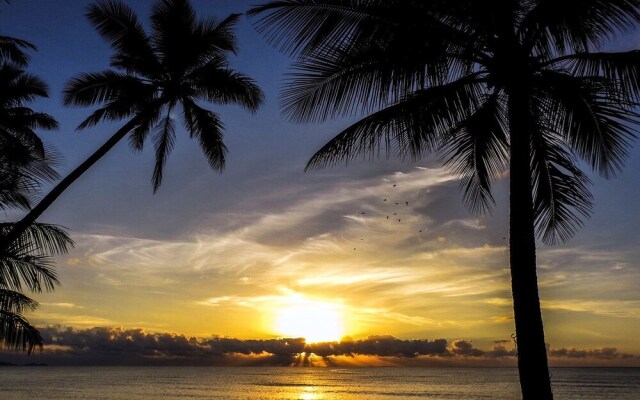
(200, 12), (240, 51)
(0, 223), (70, 292)
(150, 0), (198, 74)
(127, 103), (164, 152)
(0, 191), (30, 210)
(0, 255), (58, 293)
(0, 67), (57, 160)
(0, 62), (59, 211)
(151, 111), (176, 192)
(280, 39), (450, 123)
(74, 104), (131, 130)
(522, 0), (640, 54)
(63, 71), (151, 108)
(3, 110), (59, 132)
(182, 99), (226, 171)
(537, 71), (638, 178)
(3, 222), (74, 256)
(67, 74), (157, 130)
(0, 308), (42, 354)
(0, 186), (31, 210)
(306, 75), (485, 169)
(251, 1), (481, 124)
(440, 92), (508, 215)
(552, 50), (640, 101)
(0, 66), (49, 105)
(0, 148), (60, 210)
(0, 288), (38, 314)
(0, 123), (45, 160)
(189, 13), (241, 67)
(188, 64), (263, 112)
(151, 3), (239, 76)
(0, 35), (36, 66)
(17, 150), (60, 186)
(249, 0), (390, 57)
(86, 0), (159, 76)
(530, 129), (593, 245)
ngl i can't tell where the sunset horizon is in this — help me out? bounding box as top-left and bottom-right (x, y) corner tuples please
(1, 0), (640, 398)
(2, 0), (639, 365)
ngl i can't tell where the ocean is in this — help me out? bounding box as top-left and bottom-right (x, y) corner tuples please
(0, 367), (638, 399)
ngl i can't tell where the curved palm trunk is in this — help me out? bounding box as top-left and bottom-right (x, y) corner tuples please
(508, 91), (553, 399)
(0, 119), (138, 253)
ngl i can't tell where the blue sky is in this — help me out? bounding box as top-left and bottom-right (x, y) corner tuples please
(1, 0), (640, 365)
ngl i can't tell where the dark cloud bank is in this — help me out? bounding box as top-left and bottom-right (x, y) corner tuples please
(0, 327), (636, 366)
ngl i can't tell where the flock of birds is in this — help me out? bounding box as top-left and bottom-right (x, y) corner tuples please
(353, 183), (424, 251)
(350, 183), (506, 251)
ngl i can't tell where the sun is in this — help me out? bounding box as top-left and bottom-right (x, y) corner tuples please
(275, 300), (344, 343)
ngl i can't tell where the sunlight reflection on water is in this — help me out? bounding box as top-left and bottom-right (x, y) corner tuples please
(1, 367), (638, 400)
(299, 388), (323, 400)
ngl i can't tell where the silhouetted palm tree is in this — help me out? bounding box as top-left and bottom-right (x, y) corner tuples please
(0, 4), (72, 353)
(0, 64), (70, 352)
(249, 1), (640, 398)
(0, 0), (263, 252)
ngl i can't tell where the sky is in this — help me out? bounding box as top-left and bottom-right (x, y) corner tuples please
(1, 0), (640, 366)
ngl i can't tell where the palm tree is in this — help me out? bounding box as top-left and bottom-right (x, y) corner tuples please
(0, 0), (264, 252)
(249, 1), (640, 398)
(0, 24), (72, 352)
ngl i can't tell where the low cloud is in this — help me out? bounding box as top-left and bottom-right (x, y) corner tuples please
(550, 347), (635, 360)
(1, 327), (636, 367)
(449, 340), (516, 358)
(450, 340), (486, 357)
(0, 327), (447, 366)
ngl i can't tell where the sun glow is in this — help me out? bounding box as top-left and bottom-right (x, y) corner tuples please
(275, 300), (344, 343)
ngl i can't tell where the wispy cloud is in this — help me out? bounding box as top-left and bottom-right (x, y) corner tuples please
(542, 299), (640, 319)
(38, 165), (639, 351)
(40, 303), (84, 309)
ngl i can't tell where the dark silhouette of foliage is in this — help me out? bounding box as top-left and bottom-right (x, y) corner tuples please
(0, 36), (35, 67)
(0, 4), (72, 353)
(0, 289), (43, 354)
(0, 223), (72, 353)
(0, 0), (264, 252)
(249, 1), (640, 398)
(0, 63), (59, 211)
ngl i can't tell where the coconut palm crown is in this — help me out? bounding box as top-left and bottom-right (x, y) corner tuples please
(249, 1), (640, 399)
(0, 0), (263, 252)
(68, 0), (264, 191)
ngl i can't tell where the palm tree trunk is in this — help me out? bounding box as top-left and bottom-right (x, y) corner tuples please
(0, 119), (138, 252)
(508, 91), (553, 400)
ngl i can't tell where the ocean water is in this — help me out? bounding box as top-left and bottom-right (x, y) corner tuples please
(0, 367), (638, 399)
